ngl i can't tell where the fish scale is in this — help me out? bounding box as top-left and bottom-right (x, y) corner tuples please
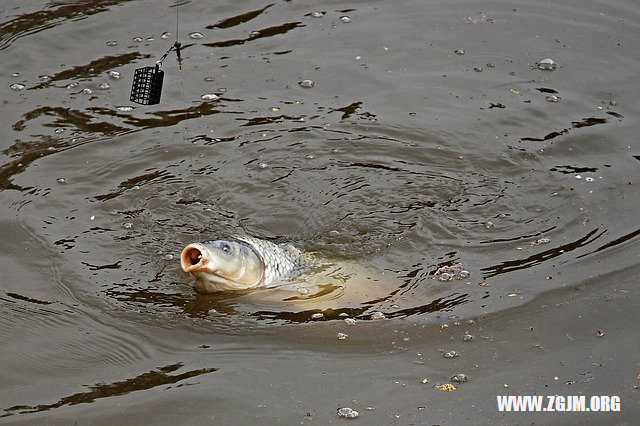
(235, 236), (307, 286)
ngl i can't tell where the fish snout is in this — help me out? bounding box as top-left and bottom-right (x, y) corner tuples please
(181, 244), (212, 273)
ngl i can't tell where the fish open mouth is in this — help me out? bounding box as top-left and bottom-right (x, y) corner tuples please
(181, 244), (207, 272)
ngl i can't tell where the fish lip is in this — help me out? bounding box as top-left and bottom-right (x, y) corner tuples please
(181, 243), (213, 273)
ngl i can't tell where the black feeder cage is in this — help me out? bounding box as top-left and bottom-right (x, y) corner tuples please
(130, 64), (164, 105)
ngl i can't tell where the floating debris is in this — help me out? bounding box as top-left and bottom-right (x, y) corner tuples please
(451, 374), (468, 383)
(201, 93), (219, 101)
(596, 330), (605, 337)
(370, 311), (386, 320)
(537, 58), (557, 71)
(421, 378), (429, 384)
(435, 384), (457, 391)
(336, 332), (348, 340)
(189, 32), (204, 39)
(108, 70), (121, 79)
(310, 312), (324, 320)
(435, 263), (470, 281)
(337, 407), (359, 419)
(546, 95), (559, 102)
(299, 79), (314, 88)
(532, 238), (550, 245)
(443, 350), (458, 358)
(465, 12), (493, 24)
(10, 83), (25, 91)
(340, 16), (351, 23)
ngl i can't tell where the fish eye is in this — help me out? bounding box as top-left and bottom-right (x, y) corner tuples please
(221, 242), (231, 253)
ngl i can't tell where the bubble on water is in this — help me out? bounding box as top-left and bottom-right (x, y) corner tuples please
(56, 177), (66, 183)
(132, 36), (143, 42)
(201, 93), (219, 101)
(486, 62), (495, 68)
(340, 16), (351, 23)
(218, 88), (227, 93)
(437, 272), (453, 282)
(328, 230), (340, 237)
(296, 287), (309, 295)
(299, 79), (314, 88)
(123, 222), (133, 229)
(189, 32), (203, 39)
(270, 107), (280, 112)
(106, 40), (118, 46)
(99, 83), (110, 90)
(55, 128), (65, 134)
(66, 82), (78, 89)
(371, 311), (386, 320)
(534, 238), (550, 245)
(458, 270), (470, 278)
(164, 254), (174, 261)
(485, 221), (494, 229)
(39, 75), (51, 81)
(11, 72), (19, 77)
(336, 332), (348, 340)
(585, 177), (595, 182)
(443, 350), (458, 358)
(451, 373), (468, 383)
(258, 162), (268, 169)
(609, 100), (617, 106)
(546, 95), (559, 102)
(146, 36), (154, 41)
(454, 49), (465, 55)
(337, 407), (359, 419)
(204, 76), (215, 82)
(537, 58), (557, 70)
(344, 318), (356, 325)
(473, 67), (483, 72)
(575, 175), (582, 179)
(10, 83), (25, 91)
(462, 333), (474, 341)
(161, 32), (171, 39)
(311, 11), (324, 18)
(311, 312), (324, 320)
(108, 70), (121, 79)
(305, 154), (315, 159)
(81, 88), (92, 94)
(117, 106), (133, 112)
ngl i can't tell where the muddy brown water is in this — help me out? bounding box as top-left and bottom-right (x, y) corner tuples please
(1, 0), (639, 423)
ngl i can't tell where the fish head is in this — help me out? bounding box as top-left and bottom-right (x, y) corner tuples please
(180, 239), (264, 292)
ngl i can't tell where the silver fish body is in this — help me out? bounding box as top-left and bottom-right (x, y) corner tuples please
(181, 236), (309, 292)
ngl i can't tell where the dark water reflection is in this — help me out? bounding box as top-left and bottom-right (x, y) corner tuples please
(1, 0), (639, 420)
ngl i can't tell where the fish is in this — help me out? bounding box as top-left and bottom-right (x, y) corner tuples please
(180, 236), (310, 293)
